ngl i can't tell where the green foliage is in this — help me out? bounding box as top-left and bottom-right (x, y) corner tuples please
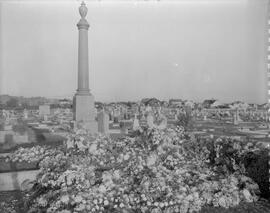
(6, 98), (19, 108)
(242, 149), (269, 198)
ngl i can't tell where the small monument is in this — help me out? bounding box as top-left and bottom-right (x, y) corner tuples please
(39, 104), (50, 116)
(233, 109), (239, 125)
(174, 113), (178, 121)
(146, 105), (152, 113)
(120, 122), (129, 134)
(23, 109), (28, 119)
(133, 114), (141, 131)
(73, 1), (97, 133)
(3, 110), (10, 123)
(97, 110), (109, 134)
(147, 113), (155, 128)
(156, 111), (167, 130)
(141, 113), (146, 121)
(203, 114), (207, 121)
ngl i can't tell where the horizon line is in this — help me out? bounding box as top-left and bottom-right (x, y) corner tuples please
(0, 93), (264, 104)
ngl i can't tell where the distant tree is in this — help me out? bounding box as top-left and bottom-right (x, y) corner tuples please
(6, 98), (18, 108)
(21, 102), (30, 109)
(0, 101), (4, 110)
(0, 123), (4, 131)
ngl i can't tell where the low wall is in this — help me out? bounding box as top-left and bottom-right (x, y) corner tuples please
(0, 169), (39, 191)
(0, 160), (39, 173)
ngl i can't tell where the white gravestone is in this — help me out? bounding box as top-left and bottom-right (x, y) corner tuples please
(156, 113), (167, 130)
(147, 113), (155, 128)
(97, 111), (109, 134)
(133, 114), (141, 131)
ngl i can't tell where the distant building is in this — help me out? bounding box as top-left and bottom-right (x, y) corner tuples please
(210, 100), (230, 109)
(141, 98), (161, 107)
(184, 100), (195, 109)
(169, 99), (183, 107)
(202, 99), (216, 108)
(59, 99), (72, 107)
(230, 101), (249, 111)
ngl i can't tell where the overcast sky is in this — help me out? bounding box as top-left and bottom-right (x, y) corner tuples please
(0, 0), (268, 103)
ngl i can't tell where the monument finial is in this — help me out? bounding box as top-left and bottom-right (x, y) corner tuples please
(79, 1), (88, 19)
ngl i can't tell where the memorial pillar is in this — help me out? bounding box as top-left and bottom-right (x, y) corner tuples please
(73, 1), (97, 133)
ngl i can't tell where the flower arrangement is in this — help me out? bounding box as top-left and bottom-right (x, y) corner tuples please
(9, 127), (264, 213)
(5, 146), (61, 164)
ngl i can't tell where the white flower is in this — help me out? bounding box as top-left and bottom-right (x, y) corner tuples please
(123, 154), (130, 160)
(60, 195), (69, 204)
(74, 195), (83, 203)
(89, 143), (97, 154)
(242, 189), (253, 202)
(98, 185), (106, 193)
(37, 197), (47, 207)
(218, 196), (227, 208)
(147, 154), (157, 167)
(113, 170), (121, 179)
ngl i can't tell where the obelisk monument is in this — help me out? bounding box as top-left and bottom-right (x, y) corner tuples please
(73, 1), (97, 133)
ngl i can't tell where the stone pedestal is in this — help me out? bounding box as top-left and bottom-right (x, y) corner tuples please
(73, 93), (97, 133)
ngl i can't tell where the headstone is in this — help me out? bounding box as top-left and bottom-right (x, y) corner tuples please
(141, 114), (146, 121)
(203, 115), (207, 121)
(133, 114), (141, 131)
(23, 109), (28, 119)
(4, 110), (10, 123)
(97, 111), (109, 134)
(39, 105), (50, 116)
(156, 113), (167, 130)
(233, 110), (239, 125)
(109, 113), (113, 121)
(146, 105), (152, 113)
(120, 122), (128, 134)
(113, 117), (119, 123)
(147, 113), (155, 128)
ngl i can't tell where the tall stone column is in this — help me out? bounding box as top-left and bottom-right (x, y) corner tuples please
(77, 1), (89, 95)
(73, 1), (97, 133)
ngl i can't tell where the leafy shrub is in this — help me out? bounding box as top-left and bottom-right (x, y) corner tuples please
(242, 149), (269, 198)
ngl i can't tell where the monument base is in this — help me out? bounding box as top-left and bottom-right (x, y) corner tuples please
(73, 93), (98, 134)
